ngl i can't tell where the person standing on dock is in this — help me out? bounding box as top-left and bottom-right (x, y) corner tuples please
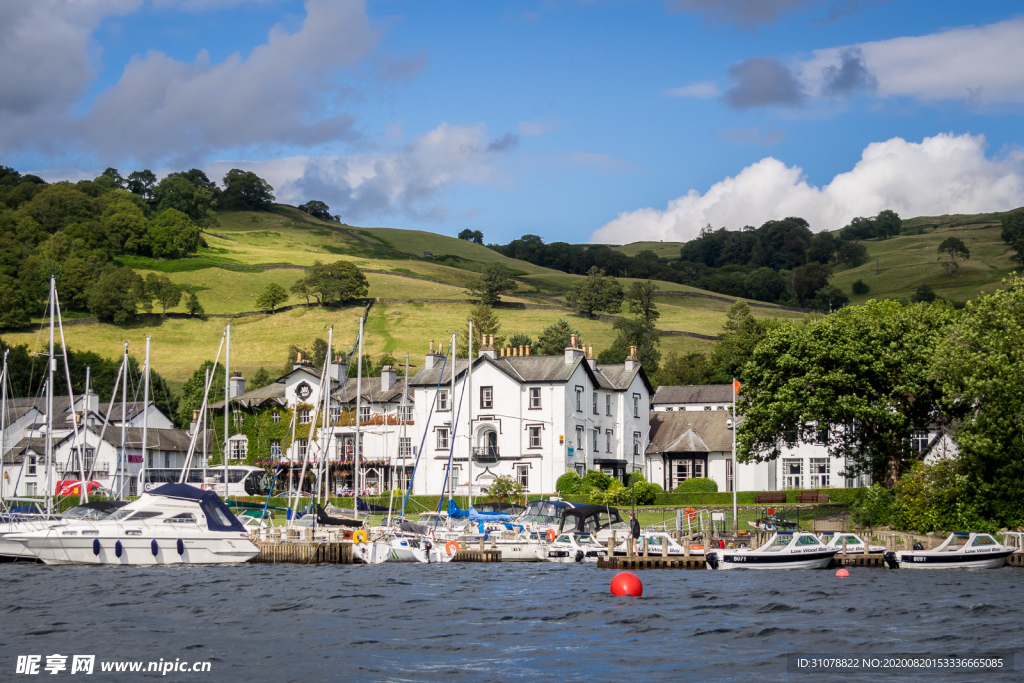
(630, 513), (641, 554)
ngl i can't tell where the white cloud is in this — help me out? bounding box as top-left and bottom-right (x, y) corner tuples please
(664, 81), (720, 98)
(518, 119), (557, 136)
(590, 132), (1024, 243)
(207, 123), (513, 222)
(796, 17), (1024, 105)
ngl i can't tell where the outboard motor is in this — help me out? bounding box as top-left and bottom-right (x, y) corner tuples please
(706, 551), (719, 570)
(423, 540), (433, 563)
(575, 549), (584, 563)
(883, 551), (899, 569)
(913, 542), (924, 550)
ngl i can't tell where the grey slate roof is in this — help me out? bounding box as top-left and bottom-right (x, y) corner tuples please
(3, 428), (213, 464)
(2, 437), (44, 464)
(5, 396), (153, 424)
(332, 376), (407, 405)
(652, 384), (734, 406)
(646, 411), (734, 454)
(409, 354), (653, 393)
(211, 382), (286, 410)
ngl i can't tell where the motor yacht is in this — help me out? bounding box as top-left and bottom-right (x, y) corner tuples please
(6, 484), (258, 565)
(706, 531), (839, 570)
(556, 504), (628, 544)
(883, 532), (1016, 569)
(0, 501), (128, 562)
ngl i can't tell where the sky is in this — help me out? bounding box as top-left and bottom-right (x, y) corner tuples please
(2, 0), (1024, 245)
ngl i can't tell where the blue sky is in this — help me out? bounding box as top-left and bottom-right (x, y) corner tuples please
(3, 1), (1023, 245)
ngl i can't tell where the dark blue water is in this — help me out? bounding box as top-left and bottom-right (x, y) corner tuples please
(2, 563), (1022, 682)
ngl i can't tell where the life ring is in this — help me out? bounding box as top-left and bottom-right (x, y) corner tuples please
(353, 529), (368, 544)
(684, 507), (698, 521)
(445, 540), (460, 556)
(546, 529), (556, 543)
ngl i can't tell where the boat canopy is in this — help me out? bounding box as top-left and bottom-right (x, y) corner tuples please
(447, 500), (515, 521)
(558, 504), (623, 534)
(148, 483), (246, 532)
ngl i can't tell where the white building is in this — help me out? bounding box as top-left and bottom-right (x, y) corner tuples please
(406, 335), (653, 496)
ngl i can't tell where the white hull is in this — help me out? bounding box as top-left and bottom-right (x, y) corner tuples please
(894, 552), (1013, 569)
(493, 540), (545, 561)
(0, 537), (40, 561)
(711, 555), (836, 570)
(14, 532), (257, 565)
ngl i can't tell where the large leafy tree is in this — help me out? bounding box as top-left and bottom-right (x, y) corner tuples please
(708, 301), (776, 383)
(177, 360), (226, 428)
(0, 274), (32, 328)
(297, 200), (334, 221)
(1000, 211), (1024, 265)
(154, 174), (216, 226)
(86, 267), (146, 324)
(467, 262), (516, 305)
(101, 195), (149, 254)
(221, 169), (274, 211)
(255, 282), (289, 313)
(457, 304), (505, 356)
(291, 260), (368, 306)
(874, 209), (902, 239)
(145, 273), (182, 316)
(564, 267), (623, 317)
(535, 318), (579, 356)
(126, 170), (157, 199)
(626, 280), (659, 326)
(148, 208), (201, 258)
(737, 299), (959, 487)
(937, 237), (969, 277)
(932, 275), (1024, 524)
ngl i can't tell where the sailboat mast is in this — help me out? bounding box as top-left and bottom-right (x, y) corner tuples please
(140, 337), (151, 498)
(119, 342), (128, 499)
(467, 318), (473, 510)
(353, 316), (364, 521)
(45, 277), (55, 514)
(321, 326), (333, 506)
(224, 324), (230, 500)
(448, 332), (456, 506)
(79, 366), (90, 504)
(203, 367), (209, 483)
(1, 349), (8, 505)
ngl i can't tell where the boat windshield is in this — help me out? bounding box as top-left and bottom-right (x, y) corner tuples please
(765, 534), (793, 551)
(944, 534), (970, 550)
(972, 534), (998, 546)
(109, 510), (163, 522)
(556, 535), (571, 544)
(577, 534), (597, 545)
(795, 535), (822, 546)
(519, 501), (565, 525)
(62, 506), (115, 521)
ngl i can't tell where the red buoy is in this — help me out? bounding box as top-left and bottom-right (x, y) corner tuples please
(610, 571), (643, 597)
(836, 568), (850, 577)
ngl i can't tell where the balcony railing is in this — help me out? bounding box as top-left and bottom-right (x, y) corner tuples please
(472, 446), (500, 464)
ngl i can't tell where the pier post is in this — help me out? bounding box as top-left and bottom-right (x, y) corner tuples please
(683, 540), (690, 560)
(643, 537), (649, 558)
(607, 535), (615, 556)
(661, 538), (668, 558)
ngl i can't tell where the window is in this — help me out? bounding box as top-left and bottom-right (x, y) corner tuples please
(716, 405), (726, 411)
(592, 392), (598, 414)
(296, 439), (308, 458)
(575, 426), (583, 449)
(229, 438), (247, 460)
(26, 482), (37, 496)
(704, 406), (712, 412)
(480, 386), (493, 410)
(359, 406), (370, 422)
(437, 428), (449, 450)
(529, 426), (542, 448)
(809, 458), (830, 487)
(606, 430), (612, 452)
(329, 407), (340, 424)
(529, 387), (541, 409)
(726, 459), (734, 492)
(665, 407), (673, 411)
(633, 432), (641, 456)
(633, 394), (640, 418)
(399, 405), (413, 421)
(272, 412), (281, 424)
(909, 430), (929, 453)
(399, 437), (412, 456)
(783, 459), (803, 489)
(450, 465), (461, 489)
(575, 387), (582, 412)
(232, 411), (243, 427)
(299, 409), (311, 424)
(437, 390), (449, 411)
(270, 440), (281, 456)
(606, 394), (612, 416)
(592, 429), (599, 451)
(816, 426), (829, 444)
(516, 464), (529, 491)
(27, 455), (37, 476)
(575, 464), (586, 477)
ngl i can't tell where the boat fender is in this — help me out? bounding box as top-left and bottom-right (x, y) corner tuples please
(92, 539), (100, 556)
(706, 551), (719, 570)
(177, 538), (185, 556)
(913, 542), (924, 550)
(883, 551), (899, 569)
(483, 530), (490, 541)
(115, 540), (123, 558)
(546, 529), (556, 543)
(353, 530), (368, 544)
(445, 540), (460, 555)
(575, 549), (584, 563)
(151, 539), (159, 556)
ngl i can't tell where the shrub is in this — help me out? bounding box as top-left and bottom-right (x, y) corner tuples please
(582, 470), (612, 491)
(673, 477), (718, 493)
(852, 279), (870, 295)
(850, 483), (894, 527)
(556, 471), (582, 495)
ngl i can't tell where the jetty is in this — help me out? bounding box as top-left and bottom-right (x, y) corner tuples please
(250, 540), (354, 564)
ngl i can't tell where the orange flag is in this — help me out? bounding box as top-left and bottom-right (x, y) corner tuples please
(733, 380), (741, 395)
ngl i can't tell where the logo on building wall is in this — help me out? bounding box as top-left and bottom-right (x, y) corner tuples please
(295, 381), (313, 400)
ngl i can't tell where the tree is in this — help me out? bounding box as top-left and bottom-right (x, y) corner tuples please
(565, 267), (624, 317)
(467, 262), (516, 305)
(656, 351), (714, 386)
(87, 267), (145, 324)
(126, 170), (157, 199)
(840, 216), (876, 241)
(851, 279), (870, 295)
(185, 291), (205, 318)
(221, 169), (275, 210)
(999, 212), (1024, 265)
(789, 263), (832, 307)
(145, 273), (182, 316)
(807, 231), (838, 264)
(598, 316), (661, 374)
(297, 200), (334, 221)
(937, 237), (969, 277)
(100, 168), (126, 189)
(744, 267), (787, 303)
(154, 174), (215, 226)
(0, 275), (31, 329)
(874, 209), (902, 239)
(708, 301), (774, 383)
(535, 318), (579, 356)
(507, 333), (533, 348)
(837, 240), (869, 268)
(249, 367), (273, 391)
(457, 304), (505, 356)
(488, 474), (524, 502)
(101, 195), (149, 254)
(458, 229), (484, 244)
(813, 284), (849, 312)
(176, 361), (225, 428)
(626, 280), (659, 326)
(738, 299), (958, 487)
(291, 260), (368, 306)
(912, 284), (937, 303)
(149, 208), (201, 258)
(932, 275), (1024, 524)
(256, 282), (289, 313)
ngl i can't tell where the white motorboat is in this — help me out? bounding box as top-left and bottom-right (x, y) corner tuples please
(545, 532), (607, 563)
(556, 504), (629, 545)
(821, 532), (886, 554)
(6, 484), (258, 565)
(883, 532), (1016, 569)
(457, 528), (548, 562)
(611, 531), (706, 557)
(0, 501), (128, 562)
(706, 531), (839, 570)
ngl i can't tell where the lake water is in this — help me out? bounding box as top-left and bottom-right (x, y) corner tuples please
(2, 563), (1022, 682)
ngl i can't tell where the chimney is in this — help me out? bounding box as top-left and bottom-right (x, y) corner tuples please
(488, 334), (494, 347)
(190, 409), (200, 435)
(229, 371), (245, 398)
(519, 345), (524, 357)
(329, 355), (346, 383)
(293, 351), (304, 371)
(380, 365), (397, 392)
(625, 345), (639, 372)
(424, 340), (441, 369)
(565, 334), (585, 365)
(479, 334), (497, 359)
(525, 345), (530, 356)
(587, 344), (596, 370)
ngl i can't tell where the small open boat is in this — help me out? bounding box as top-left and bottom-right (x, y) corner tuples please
(611, 531), (705, 557)
(821, 532), (886, 554)
(545, 532), (607, 563)
(706, 531), (839, 570)
(883, 532), (1015, 569)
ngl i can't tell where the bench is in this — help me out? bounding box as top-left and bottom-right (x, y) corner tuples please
(755, 492), (787, 504)
(796, 492), (830, 503)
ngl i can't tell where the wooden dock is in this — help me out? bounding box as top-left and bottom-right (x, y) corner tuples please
(598, 556), (706, 570)
(450, 549), (502, 562)
(250, 541), (354, 565)
(1008, 552), (1024, 567)
(832, 553), (886, 567)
